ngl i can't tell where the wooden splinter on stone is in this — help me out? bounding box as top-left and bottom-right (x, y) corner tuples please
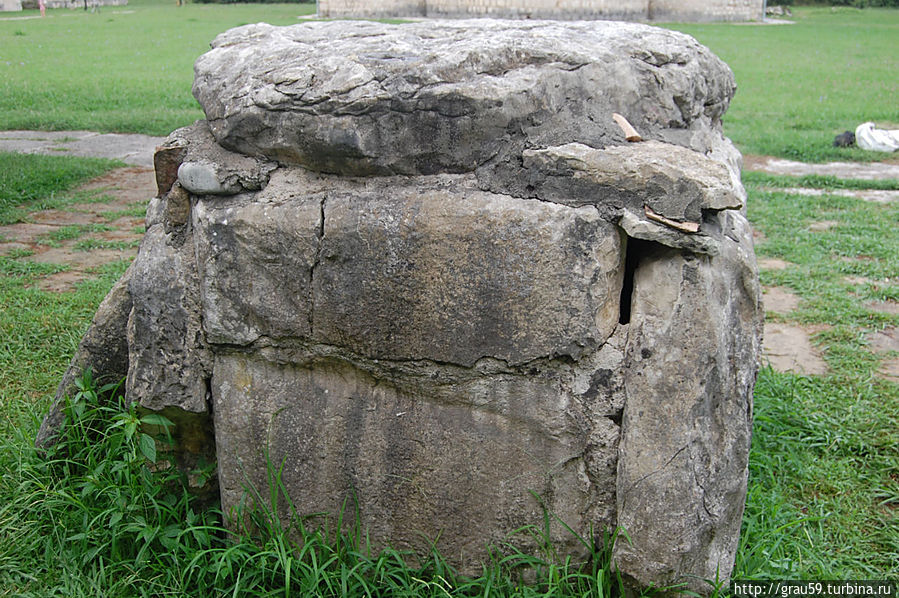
(612, 112), (643, 142)
(644, 205), (701, 233)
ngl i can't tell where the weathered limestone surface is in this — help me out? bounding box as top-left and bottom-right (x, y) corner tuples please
(192, 21), (737, 176)
(615, 211), (761, 590)
(42, 20), (763, 596)
(126, 224), (211, 413)
(517, 141), (743, 221)
(212, 352), (607, 568)
(313, 186), (623, 366)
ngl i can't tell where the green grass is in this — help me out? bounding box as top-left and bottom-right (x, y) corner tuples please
(733, 179), (899, 578)
(35, 223), (113, 246)
(73, 238), (141, 251)
(671, 6), (899, 162)
(0, 151), (121, 224)
(3, 3), (899, 162)
(742, 171), (899, 191)
(736, 369), (898, 578)
(0, 0), (317, 135)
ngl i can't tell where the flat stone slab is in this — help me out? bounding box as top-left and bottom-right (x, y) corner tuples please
(0, 130), (165, 167)
(193, 20), (735, 176)
(745, 155), (899, 181)
(763, 322), (828, 375)
(313, 185), (623, 366)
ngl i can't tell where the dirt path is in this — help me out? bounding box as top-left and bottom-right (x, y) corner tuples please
(744, 154), (899, 180)
(0, 167), (155, 291)
(0, 131), (164, 168)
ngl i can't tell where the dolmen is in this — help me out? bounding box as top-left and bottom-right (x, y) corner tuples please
(40, 19), (763, 595)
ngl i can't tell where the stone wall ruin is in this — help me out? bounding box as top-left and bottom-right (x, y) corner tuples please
(317, 0), (765, 22)
(39, 19), (763, 595)
(11, 0), (127, 10)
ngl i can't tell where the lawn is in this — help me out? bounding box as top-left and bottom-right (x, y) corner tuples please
(673, 6), (899, 162)
(2, 4), (898, 160)
(0, 3), (897, 595)
(0, 0), (316, 135)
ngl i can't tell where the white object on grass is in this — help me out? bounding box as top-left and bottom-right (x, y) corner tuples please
(855, 122), (899, 152)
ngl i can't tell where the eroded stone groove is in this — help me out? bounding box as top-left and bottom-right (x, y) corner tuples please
(41, 20), (763, 596)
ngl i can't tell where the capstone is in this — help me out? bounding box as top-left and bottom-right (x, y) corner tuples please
(41, 19), (763, 596)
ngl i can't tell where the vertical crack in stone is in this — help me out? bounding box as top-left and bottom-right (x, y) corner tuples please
(309, 196), (326, 333)
(204, 375), (214, 415)
(627, 443), (689, 495)
(609, 409), (622, 427)
(618, 237), (660, 325)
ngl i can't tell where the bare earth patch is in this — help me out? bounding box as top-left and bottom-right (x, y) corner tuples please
(758, 257), (793, 271)
(763, 322), (829, 376)
(808, 220), (839, 232)
(0, 223), (58, 247)
(0, 241), (30, 254)
(866, 300), (899, 316)
(2, 167), (154, 291)
(763, 286), (800, 315)
(744, 155), (899, 181)
(879, 359), (899, 383)
(869, 326), (899, 353)
(843, 275), (873, 285)
(38, 271), (94, 293)
(866, 326), (898, 383)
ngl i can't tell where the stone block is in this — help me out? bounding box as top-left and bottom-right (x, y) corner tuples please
(313, 183), (623, 366)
